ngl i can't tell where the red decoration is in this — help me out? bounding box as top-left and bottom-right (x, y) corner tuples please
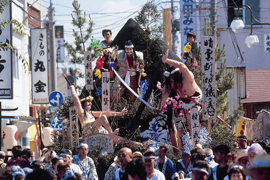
(15, 131), (18, 141)
(2, 131), (6, 140)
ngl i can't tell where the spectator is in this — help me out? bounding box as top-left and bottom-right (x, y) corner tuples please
(209, 145), (230, 180)
(59, 149), (82, 175)
(248, 143), (266, 164)
(72, 143), (98, 180)
(26, 168), (55, 180)
(125, 158), (147, 180)
(50, 157), (62, 175)
(61, 171), (82, 180)
(0, 151), (6, 179)
(6, 146), (30, 169)
(38, 148), (49, 161)
(154, 145), (179, 180)
(244, 154), (270, 180)
(57, 162), (71, 180)
(204, 148), (218, 168)
(176, 151), (191, 178)
(237, 135), (248, 150)
(228, 165), (245, 180)
(113, 147), (133, 180)
(100, 29), (112, 48)
(235, 149), (249, 168)
(105, 156), (120, 180)
(190, 160), (209, 180)
(21, 148), (33, 174)
(31, 160), (44, 171)
(11, 165), (25, 180)
(43, 150), (57, 170)
(132, 151), (144, 160)
(144, 151), (165, 180)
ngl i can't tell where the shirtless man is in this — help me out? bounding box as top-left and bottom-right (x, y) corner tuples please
(159, 49), (202, 110)
(69, 85), (127, 143)
(158, 49), (202, 135)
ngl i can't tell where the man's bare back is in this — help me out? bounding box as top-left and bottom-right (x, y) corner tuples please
(162, 49), (201, 97)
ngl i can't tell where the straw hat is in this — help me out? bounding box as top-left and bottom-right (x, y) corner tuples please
(236, 149), (248, 162)
(133, 151), (143, 159)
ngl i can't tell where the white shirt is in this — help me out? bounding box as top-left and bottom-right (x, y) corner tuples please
(70, 163), (83, 175)
(147, 169), (165, 180)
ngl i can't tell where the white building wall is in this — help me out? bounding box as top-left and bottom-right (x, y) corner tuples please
(216, 0), (270, 70)
(1, 0), (44, 151)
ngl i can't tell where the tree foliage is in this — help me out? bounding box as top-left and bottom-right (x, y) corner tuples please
(65, 0), (98, 66)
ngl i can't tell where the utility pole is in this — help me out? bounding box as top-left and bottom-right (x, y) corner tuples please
(48, 0), (56, 92)
(210, 0), (217, 36)
(171, 0), (176, 53)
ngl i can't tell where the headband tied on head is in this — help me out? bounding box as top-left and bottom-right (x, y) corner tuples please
(125, 44), (134, 48)
(144, 156), (157, 159)
(80, 96), (93, 102)
(125, 40), (134, 48)
(164, 68), (179, 77)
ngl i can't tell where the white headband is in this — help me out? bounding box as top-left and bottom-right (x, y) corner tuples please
(164, 68), (180, 77)
(125, 45), (134, 48)
(59, 153), (71, 158)
(191, 167), (209, 175)
(144, 156), (157, 159)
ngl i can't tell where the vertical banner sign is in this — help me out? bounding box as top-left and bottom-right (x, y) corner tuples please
(190, 108), (200, 146)
(180, 0), (200, 52)
(31, 29), (49, 104)
(62, 126), (71, 148)
(84, 51), (93, 90)
(201, 36), (216, 120)
(102, 72), (110, 111)
(55, 26), (65, 63)
(0, 2), (12, 99)
(264, 34), (270, 53)
(69, 106), (79, 149)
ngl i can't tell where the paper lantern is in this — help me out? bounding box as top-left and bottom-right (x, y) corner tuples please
(42, 127), (54, 147)
(3, 125), (18, 149)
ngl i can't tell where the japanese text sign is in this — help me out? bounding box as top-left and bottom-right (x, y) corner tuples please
(102, 72), (110, 111)
(84, 51), (93, 90)
(180, 0), (200, 52)
(191, 107), (201, 146)
(0, 2), (12, 99)
(69, 106), (79, 149)
(31, 29), (49, 104)
(201, 36), (216, 120)
(264, 34), (270, 53)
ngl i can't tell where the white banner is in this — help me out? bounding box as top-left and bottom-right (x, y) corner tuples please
(69, 106), (79, 149)
(84, 51), (93, 90)
(191, 108), (200, 146)
(264, 34), (270, 53)
(180, 0), (200, 53)
(55, 38), (65, 63)
(102, 72), (110, 111)
(201, 36), (216, 120)
(0, 1), (12, 98)
(31, 29), (49, 104)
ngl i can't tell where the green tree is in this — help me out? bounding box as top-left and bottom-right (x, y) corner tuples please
(195, 24), (244, 151)
(65, 0), (99, 81)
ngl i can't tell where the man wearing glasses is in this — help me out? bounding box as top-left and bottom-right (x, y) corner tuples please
(144, 151), (165, 180)
(113, 147), (133, 180)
